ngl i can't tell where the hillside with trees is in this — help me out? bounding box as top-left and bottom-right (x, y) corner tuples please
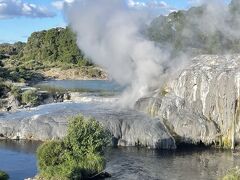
(10, 27), (92, 70)
(1, 27), (106, 82)
(148, 0), (240, 55)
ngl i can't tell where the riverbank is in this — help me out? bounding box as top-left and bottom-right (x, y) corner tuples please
(39, 67), (108, 80)
(0, 82), (70, 112)
(0, 79), (122, 113)
(0, 64), (109, 111)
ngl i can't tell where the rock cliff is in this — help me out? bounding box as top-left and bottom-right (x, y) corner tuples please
(135, 54), (240, 148)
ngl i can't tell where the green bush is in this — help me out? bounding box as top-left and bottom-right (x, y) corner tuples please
(21, 89), (38, 106)
(223, 167), (240, 180)
(37, 115), (110, 180)
(0, 170), (9, 180)
(10, 86), (21, 100)
(37, 141), (67, 180)
(87, 68), (102, 78)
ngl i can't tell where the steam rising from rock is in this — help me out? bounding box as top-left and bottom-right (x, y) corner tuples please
(65, 0), (235, 106)
(65, 0), (184, 106)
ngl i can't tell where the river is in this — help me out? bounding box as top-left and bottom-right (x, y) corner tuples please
(34, 80), (124, 94)
(0, 80), (239, 180)
(0, 140), (240, 180)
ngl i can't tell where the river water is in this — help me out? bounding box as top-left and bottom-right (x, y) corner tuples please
(0, 80), (240, 180)
(0, 141), (39, 180)
(0, 140), (240, 180)
(35, 80), (124, 94)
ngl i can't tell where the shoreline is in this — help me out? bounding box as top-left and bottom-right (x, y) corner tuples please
(38, 67), (108, 81)
(0, 76), (116, 113)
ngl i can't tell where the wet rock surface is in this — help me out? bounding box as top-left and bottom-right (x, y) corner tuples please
(0, 103), (176, 149)
(136, 54), (240, 148)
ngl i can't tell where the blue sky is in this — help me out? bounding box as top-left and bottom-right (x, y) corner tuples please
(0, 0), (231, 43)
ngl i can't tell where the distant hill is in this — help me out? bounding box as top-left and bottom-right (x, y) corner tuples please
(147, 0), (240, 55)
(0, 27), (106, 83)
(9, 27), (92, 70)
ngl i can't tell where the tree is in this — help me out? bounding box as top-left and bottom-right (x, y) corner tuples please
(14, 27), (92, 70)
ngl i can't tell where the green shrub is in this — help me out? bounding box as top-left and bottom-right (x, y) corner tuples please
(21, 89), (38, 106)
(65, 116), (110, 156)
(37, 141), (67, 180)
(10, 86), (21, 100)
(0, 170), (9, 180)
(87, 68), (102, 78)
(223, 167), (240, 180)
(37, 115), (110, 180)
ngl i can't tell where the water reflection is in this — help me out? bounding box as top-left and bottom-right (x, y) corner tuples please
(106, 147), (238, 180)
(0, 140), (40, 180)
(0, 141), (239, 180)
(0, 140), (41, 154)
(35, 80), (124, 93)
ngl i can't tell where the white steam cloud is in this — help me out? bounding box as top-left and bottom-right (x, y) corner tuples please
(65, 0), (236, 106)
(65, 0), (182, 106)
(182, 0), (240, 52)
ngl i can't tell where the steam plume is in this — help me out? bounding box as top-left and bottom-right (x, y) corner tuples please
(65, 0), (181, 106)
(65, 0), (236, 106)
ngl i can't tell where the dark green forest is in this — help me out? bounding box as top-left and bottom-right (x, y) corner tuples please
(2, 27), (92, 70)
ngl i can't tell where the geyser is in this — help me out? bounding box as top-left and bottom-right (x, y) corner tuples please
(65, 0), (238, 106)
(65, 0), (185, 106)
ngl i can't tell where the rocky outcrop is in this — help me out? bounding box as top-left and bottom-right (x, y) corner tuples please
(0, 93), (21, 112)
(0, 89), (69, 112)
(37, 91), (69, 105)
(0, 103), (176, 149)
(135, 54), (240, 148)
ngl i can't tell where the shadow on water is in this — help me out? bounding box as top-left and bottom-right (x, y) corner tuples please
(0, 140), (41, 154)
